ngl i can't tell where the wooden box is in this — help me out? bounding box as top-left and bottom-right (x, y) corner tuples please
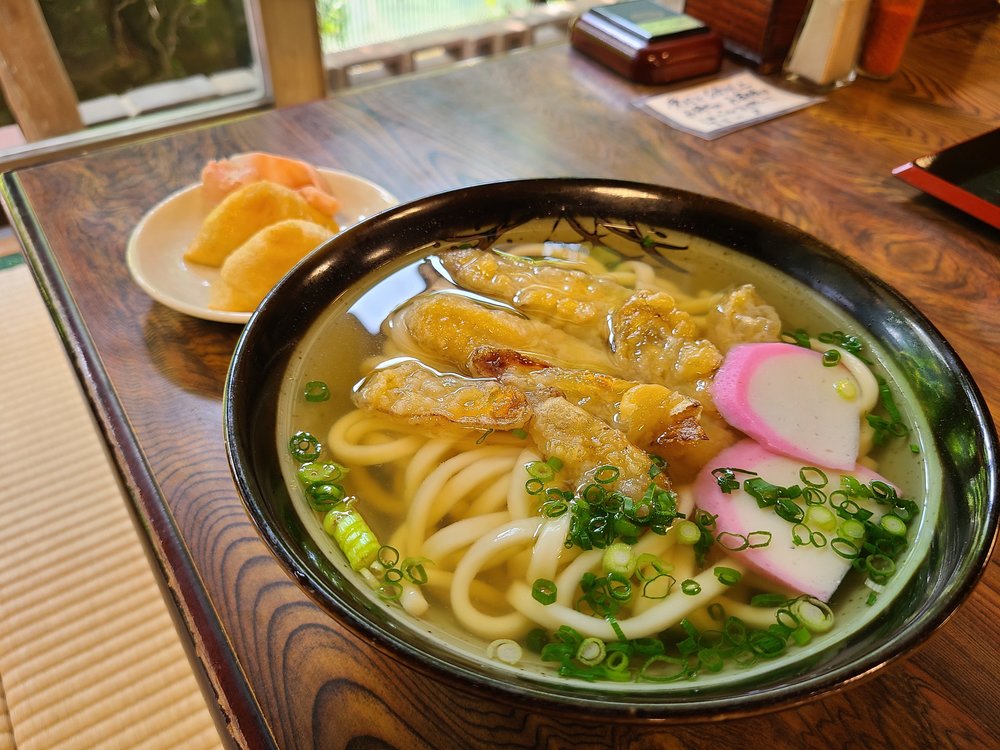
(682, 0), (809, 72)
(570, 6), (723, 84)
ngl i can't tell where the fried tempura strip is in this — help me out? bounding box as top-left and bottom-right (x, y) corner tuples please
(393, 292), (613, 374)
(438, 248), (629, 336)
(352, 359), (530, 430)
(706, 284), (783, 353)
(467, 346), (705, 456)
(527, 396), (670, 499)
(609, 290), (723, 386)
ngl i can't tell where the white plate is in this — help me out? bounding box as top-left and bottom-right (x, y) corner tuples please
(126, 168), (398, 324)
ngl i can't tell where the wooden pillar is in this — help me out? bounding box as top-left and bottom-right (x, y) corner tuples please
(0, 0), (83, 141)
(257, 0), (328, 108)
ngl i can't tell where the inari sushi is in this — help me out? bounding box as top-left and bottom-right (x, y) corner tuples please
(185, 181), (338, 267)
(209, 219), (334, 312)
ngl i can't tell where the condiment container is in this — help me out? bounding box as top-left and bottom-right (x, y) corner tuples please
(783, 0), (872, 89)
(858, 0), (926, 79)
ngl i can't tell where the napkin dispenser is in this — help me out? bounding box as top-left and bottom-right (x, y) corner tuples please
(570, 1), (723, 84)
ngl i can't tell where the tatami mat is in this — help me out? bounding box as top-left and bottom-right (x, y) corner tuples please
(0, 261), (222, 749)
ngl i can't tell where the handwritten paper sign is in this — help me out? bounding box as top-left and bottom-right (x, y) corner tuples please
(637, 71), (822, 139)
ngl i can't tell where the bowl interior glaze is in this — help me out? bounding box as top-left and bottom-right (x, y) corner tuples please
(225, 179), (999, 721)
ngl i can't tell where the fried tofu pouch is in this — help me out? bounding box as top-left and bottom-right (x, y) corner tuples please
(208, 219), (334, 312)
(185, 181), (338, 266)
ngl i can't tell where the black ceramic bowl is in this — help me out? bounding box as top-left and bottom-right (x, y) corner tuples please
(224, 179), (999, 721)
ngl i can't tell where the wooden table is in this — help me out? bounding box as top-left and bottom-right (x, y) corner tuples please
(3, 18), (998, 750)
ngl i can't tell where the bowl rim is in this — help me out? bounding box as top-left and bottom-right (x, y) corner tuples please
(224, 177), (1000, 721)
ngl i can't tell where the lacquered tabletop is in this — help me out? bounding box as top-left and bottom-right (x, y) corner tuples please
(2, 19), (998, 750)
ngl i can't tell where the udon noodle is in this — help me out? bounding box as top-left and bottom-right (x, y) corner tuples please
(281, 231), (926, 684)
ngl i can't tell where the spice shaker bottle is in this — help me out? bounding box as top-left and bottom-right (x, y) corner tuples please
(783, 0), (872, 90)
(859, 0), (925, 79)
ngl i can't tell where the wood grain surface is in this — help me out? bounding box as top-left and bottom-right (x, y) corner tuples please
(3, 18), (998, 750)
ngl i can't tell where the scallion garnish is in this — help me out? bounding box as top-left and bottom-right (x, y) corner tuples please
(680, 579), (701, 596)
(322, 503), (380, 570)
(594, 465), (620, 484)
(288, 431), (322, 462)
(303, 380), (330, 402)
(576, 637), (607, 666)
(714, 567), (742, 586)
(602, 542), (636, 577)
(487, 639), (523, 665)
(401, 557), (430, 585)
(531, 578), (558, 605)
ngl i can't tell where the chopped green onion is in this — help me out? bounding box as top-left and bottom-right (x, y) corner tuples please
(838, 518), (867, 541)
(783, 329), (812, 347)
(831, 537), (860, 558)
(547, 456), (564, 472)
(323, 504), (381, 570)
(384, 568), (403, 584)
(303, 380), (330, 402)
(631, 637), (664, 656)
(541, 498), (569, 517)
(377, 546), (400, 568)
(297, 461), (345, 485)
(306, 482), (345, 512)
(865, 554), (896, 583)
(555, 625), (583, 647)
(751, 593), (788, 607)
(376, 582), (402, 601)
(879, 513), (908, 536)
(639, 655), (691, 682)
(724, 615), (748, 642)
(604, 649), (630, 672)
(288, 431), (322, 462)
(822, 349), (841, 367)
(716, 531), (749, 551)
(799, 467), (828, 487)
(675, 520), (702, 545)
(594, 465), (620, 484)
(774, 497), (804, 524)
(712, 467), (741, 493)
(791, 625), (812, 646)
(698, 648), (725, 673)
(401, 557), (430, 585)
(526, 628), (549, 653)
(524, 477), (545, 495)
(532, 578), (558, 606)
(791, 523), (811, 546)
(641, 574), (675, 600)
(748, 630), (786, 657)
(576, 637), (607, 666)
(606, 572), (633, 601)
(714, 567), (742, 586)
(805, 505), (837, 531)
(487, 638), (523, 665)
(511, 428), (528, 439)
(602, 542), (636, 577)
(792, 597), (835, 633)
(526, 460), (556, 482)
(680, 579), (701, 596)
